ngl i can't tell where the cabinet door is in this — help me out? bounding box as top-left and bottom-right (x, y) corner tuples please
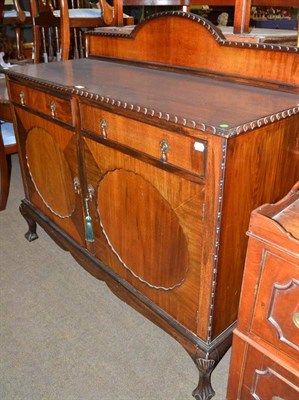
(82, 135), (206, 335)
(15, 107), (85, 245)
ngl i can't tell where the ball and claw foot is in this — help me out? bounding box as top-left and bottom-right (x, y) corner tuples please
(25, 229), (38, 242)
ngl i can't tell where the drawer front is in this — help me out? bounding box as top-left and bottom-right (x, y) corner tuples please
(9, 81), (73, 126)
(251, 250), (299, 361)
(80, 103), (207, 177)
(228, 333), (299, 400)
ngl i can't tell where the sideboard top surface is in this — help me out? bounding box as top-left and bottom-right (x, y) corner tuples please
(6, 58), (299, 137)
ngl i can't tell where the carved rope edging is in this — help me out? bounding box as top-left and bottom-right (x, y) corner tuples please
(72, 89), (299, 137)
(5, 72), (299, 138)
(89, 11), (299, 54)
(206, 140), (227, 344)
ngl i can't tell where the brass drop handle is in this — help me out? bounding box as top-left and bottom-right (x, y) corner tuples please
(160, 139), (170, 162)
(73, 178), (94, 199)
(19, 90), (25, 106)
(84, 183), (95, 242)
(100, 118), (108, 138)
(50, 101), (56, 118)
(87, 183), (95, 200)
(73, 177), (81, 194)
(292, 312), (299, 328)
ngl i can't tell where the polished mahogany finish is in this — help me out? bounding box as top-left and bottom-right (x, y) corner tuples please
(227, 182), (299, 399)
(87, 12), (298, 89)
(4, 13), (299, 399)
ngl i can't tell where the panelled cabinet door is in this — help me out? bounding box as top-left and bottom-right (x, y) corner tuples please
(82, 135), (206, 335)
(15, 108), (85, 245)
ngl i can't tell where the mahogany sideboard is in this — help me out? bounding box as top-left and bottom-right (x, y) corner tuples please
(227, 182), (299, 399)
(4, 12), (299, 400)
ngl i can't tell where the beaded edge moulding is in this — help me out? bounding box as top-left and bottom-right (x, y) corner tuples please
(90, 11), (299, 54)
(5, 73), (299, 137)
(4, 11), (299, 137)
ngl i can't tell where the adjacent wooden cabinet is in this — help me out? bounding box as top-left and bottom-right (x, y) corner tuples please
(227, 183), (299, 399)
(5, 12), (299, 400)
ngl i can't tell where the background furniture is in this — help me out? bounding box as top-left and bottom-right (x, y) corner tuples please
(227, 182), (299, 399)
(112, 1), (298, 45)
(112, 1), (298, 28)
(0, 0), (31, 59)
(219, 25), (298, 44)
(30, 0), (133, 63)
(4, 13), (299, 399)
(30, 0), (109, 63)
(234, 0), (298, 32)
(251, 18), (298, 30)
(0, 75), (17, 211)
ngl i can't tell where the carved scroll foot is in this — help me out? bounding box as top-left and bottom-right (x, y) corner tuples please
(192, 357), (216, 400)
(19, 203), (39, 242)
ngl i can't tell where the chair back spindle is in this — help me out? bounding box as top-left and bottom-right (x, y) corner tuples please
(30, 0), (119, 63)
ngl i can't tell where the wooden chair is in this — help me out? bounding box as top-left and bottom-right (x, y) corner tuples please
(0, 78), (17, 211)
(1, 0), (32, 59)
(113, 0), (190, 26)
(30, 0), (134, 63)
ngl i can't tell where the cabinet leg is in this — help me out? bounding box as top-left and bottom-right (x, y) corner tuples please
(192, 357), (216, 400)
(20, 203), (39, 242)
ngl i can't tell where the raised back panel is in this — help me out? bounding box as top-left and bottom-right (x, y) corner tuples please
(86, 12), (299, 90)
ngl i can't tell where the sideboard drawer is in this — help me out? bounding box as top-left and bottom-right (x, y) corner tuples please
(9, 82), (73, 126)
(80, 103), (207, 177)
(229, 333), (299, 400)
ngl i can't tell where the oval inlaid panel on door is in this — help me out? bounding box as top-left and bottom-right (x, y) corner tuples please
(26, 127), (75, 217)
(97, 169), (189, 290)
